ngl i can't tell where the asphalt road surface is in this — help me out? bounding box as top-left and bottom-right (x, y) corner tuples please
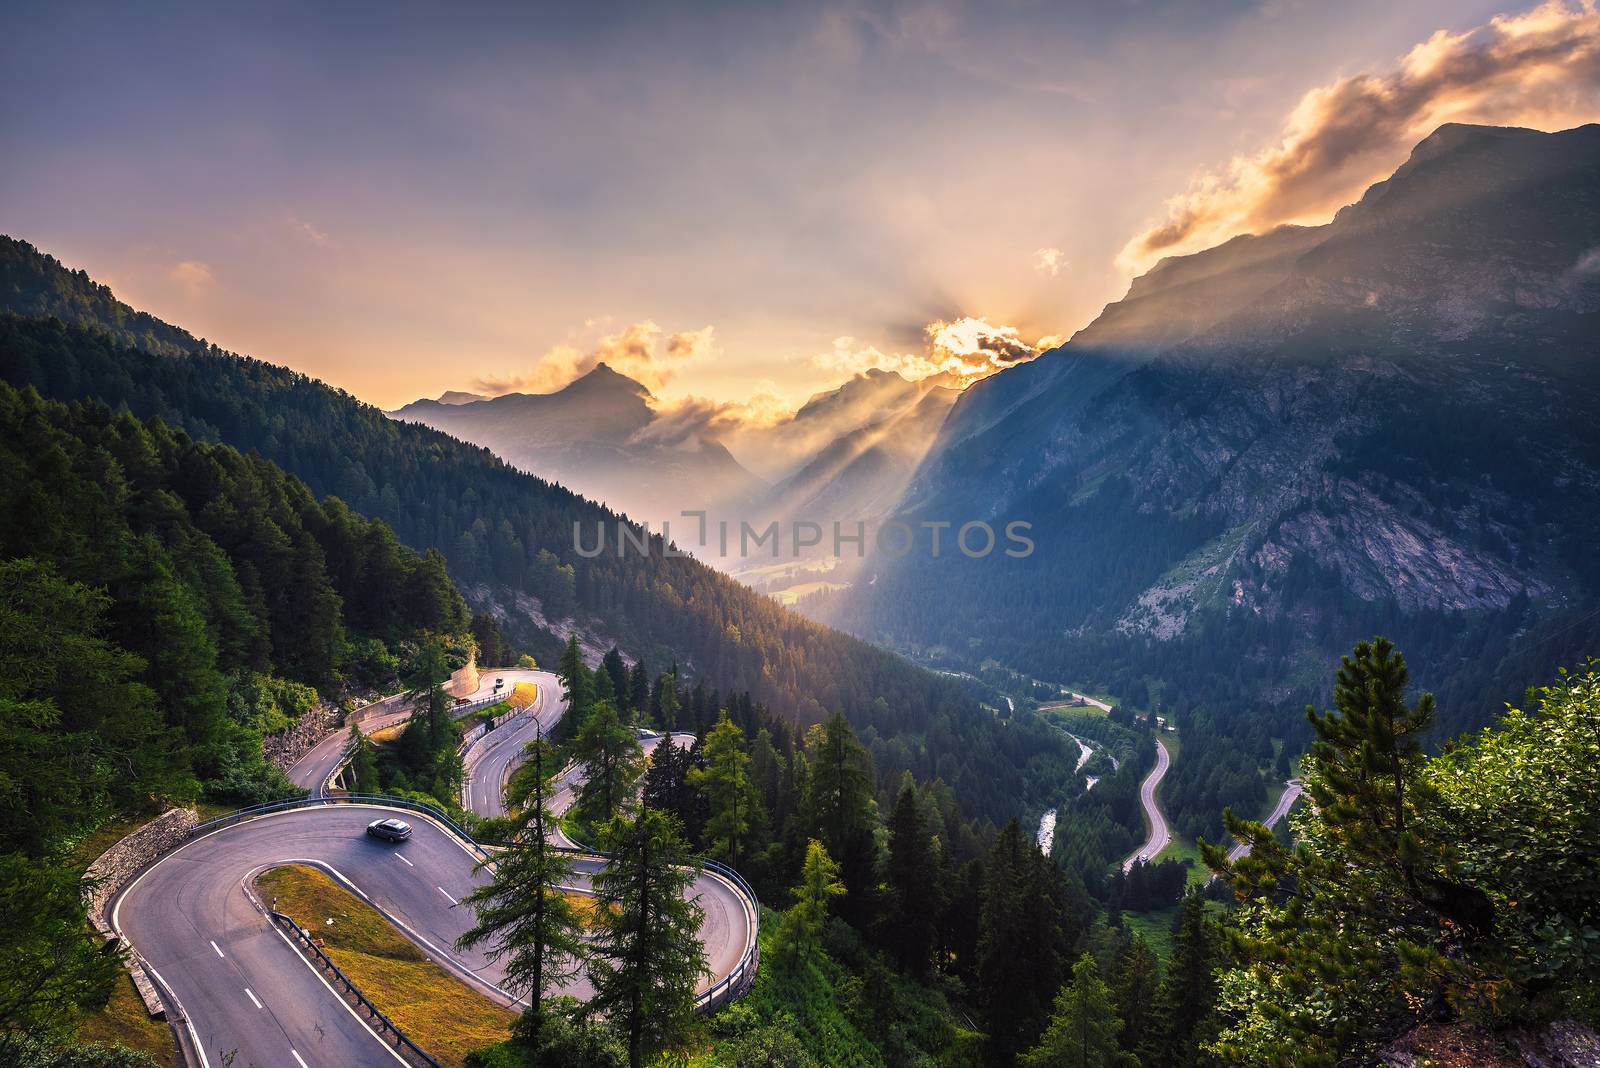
(115, 670), (753, 1068)
(1121, 737), (1173, 873)
(292, 668), (548, 798)
(1225, 779), (1304, 862)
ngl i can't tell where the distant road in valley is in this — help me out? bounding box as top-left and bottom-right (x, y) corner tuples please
(1225, 779), (1304, 863)
(1121, 737), (1172, 873)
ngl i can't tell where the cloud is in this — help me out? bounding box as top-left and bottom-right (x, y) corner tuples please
(629, 389), (790, 450)
(812, 316), (1049, 387)
(1033, 247), (1067, 276)
(286, 212), (331, 246)
(168, 260), (216, 294)
(1120, 1), (1600, 271)
(475, 319), (717, 395)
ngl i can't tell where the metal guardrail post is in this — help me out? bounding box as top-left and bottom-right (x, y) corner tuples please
(183, 792), (761, 1014)
(269, 911), (443, 1068)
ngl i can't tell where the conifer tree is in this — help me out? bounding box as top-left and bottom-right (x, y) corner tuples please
(347, 722), (379, 794)
(776, 838), (846, 970)
(601, 646), (628, 712)
(1022, 953), (1123, 1068)
(687, 714), (761, 866)
(573, 700), (644, 828)
(458, 735), (583, 1052)
(885, 779), (941, 977)
(800, 712), (877, 924)
(1111, 932), (1162, 1063)
(1151, 890), (1220, 1066)
(587, 808), (708, 1068)
(555, 634), (591, 740)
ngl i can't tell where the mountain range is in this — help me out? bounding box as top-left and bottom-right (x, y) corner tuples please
(0, 234), (1075, 829)
(391, 360), (961, 594)
(814, 122), (1600, 733)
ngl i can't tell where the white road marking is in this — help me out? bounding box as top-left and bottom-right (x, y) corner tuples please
(210, 940), (225, 958)
(291, 1050), (310, 1068)
(245, 987), (262, 1009)
(437, 886), (457, 904)
(394, 852), (413, 867)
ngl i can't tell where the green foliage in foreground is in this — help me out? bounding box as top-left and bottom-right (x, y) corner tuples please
(0, 1032), (157, 1068)
(1205, 643), (1600, 1065)
(705, 909), (981, 1068)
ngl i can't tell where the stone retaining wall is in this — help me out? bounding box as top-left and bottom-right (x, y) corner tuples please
(85, 807), (198, 930)
(262, 701), (343, 774)
(84, 807), (199, 1019)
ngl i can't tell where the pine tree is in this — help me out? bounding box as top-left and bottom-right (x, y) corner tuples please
(1112, 932), (1162, 1063)
(885, 779), (941, 977)
(573, 700), (644, 828)
(1202, 639), (1497, 1065)
(587, 808), (709, 1068)
(656, 673), (679, 731)
(348, 722), (379, 794)
(1022, 953), (1124, 1068)
(627, 661), (650, 719)
(601, 646), (628, 713)
(776, 838), (846, 970)
(1152, 890), (1221, 1066)
(640, 737), (691, 820)
(400, 641), (458, 798)
(556, 634), (592, 739)
(457, 735), (584, 1053)
(800, 712), (877, 925)
(977, 819), (1078, 1063)
(686, 714), (761, 866)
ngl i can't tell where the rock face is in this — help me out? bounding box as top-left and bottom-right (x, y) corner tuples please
(822, 123), (1600, 722)
(261, 702), (344, 774)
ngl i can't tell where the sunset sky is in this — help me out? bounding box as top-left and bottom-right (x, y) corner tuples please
(5, 1), (1598, 413)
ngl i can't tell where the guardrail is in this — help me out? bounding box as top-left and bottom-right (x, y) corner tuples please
(187, 792), (761, 1011)
(270, 910), (442, 1068)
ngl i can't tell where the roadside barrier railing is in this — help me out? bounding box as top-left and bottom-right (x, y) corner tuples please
(270, 910), (442, 1068)
(186, 791), (762, 1011)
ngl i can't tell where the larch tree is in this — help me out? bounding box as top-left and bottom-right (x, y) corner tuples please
(776, 838), (846, 970)
(687, 714), (761, 866)
(572, 700), (644, 829)
(1022, 953), (1124, 1068)
(456, 734), (584, 1053)
(587, 808), (708, 1068)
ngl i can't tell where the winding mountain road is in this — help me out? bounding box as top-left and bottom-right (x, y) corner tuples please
(1121, 737), (1172, 873)
(112, 669), (755, 1068)
(1225, 779), (1304, 862)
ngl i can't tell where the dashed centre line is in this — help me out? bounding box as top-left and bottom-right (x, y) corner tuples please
(244, 987), (262, 1009)
(394, 852), (413, 867)
(437, 885), (456, 904)
(210, 939), (225, 958)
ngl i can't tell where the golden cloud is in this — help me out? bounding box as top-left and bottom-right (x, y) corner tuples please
(1033, 247), (1067, 276)
(1120, 1), (1600, 272)
(813, 316), (1049, 387)
(476, 320), (717, 395)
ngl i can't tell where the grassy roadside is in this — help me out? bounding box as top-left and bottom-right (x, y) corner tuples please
(256, 864), (516, 1068)
(76, 973), (182, 1068)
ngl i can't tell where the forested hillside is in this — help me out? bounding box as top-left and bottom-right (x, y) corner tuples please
(0, 378), (470, 804)
(0, 377), (478, 1047)
(0, 237), (1074, 828)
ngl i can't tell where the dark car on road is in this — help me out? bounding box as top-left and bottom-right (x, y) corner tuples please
(366, 818), (411, 843)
